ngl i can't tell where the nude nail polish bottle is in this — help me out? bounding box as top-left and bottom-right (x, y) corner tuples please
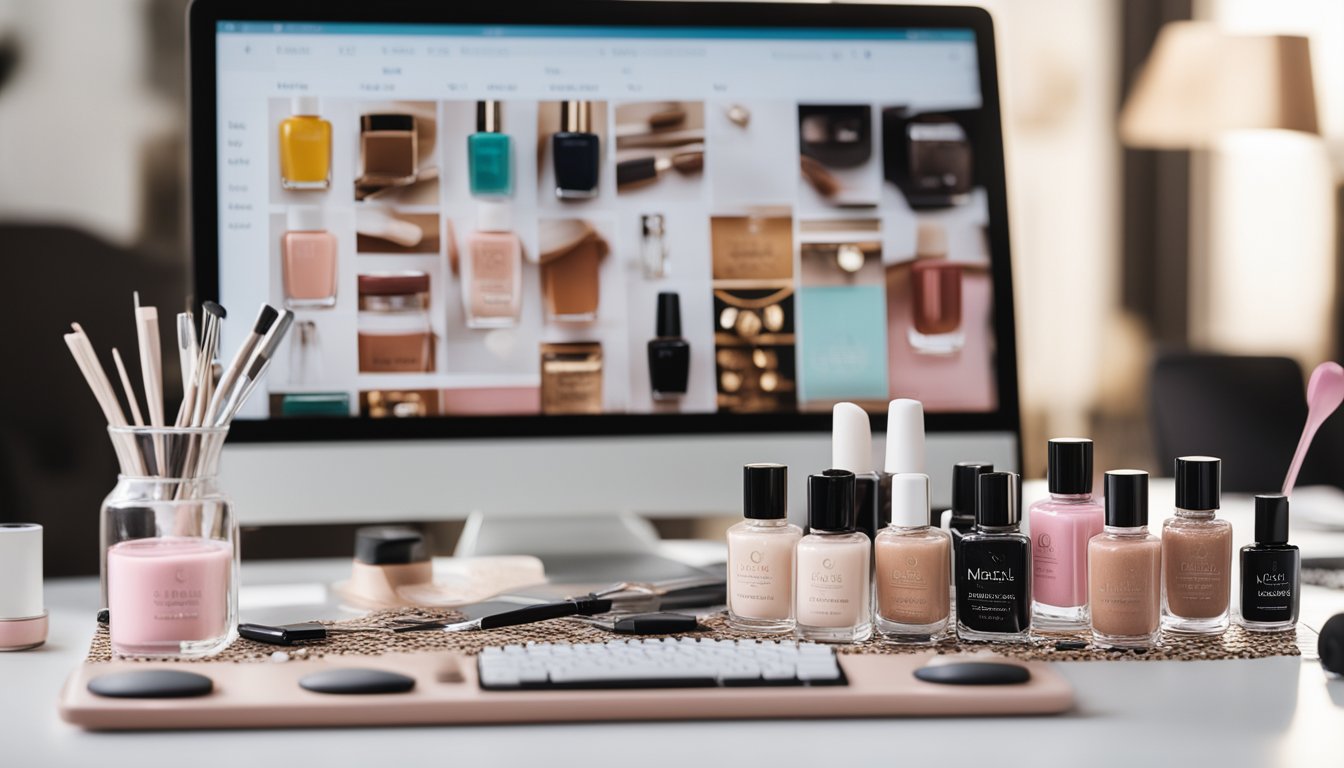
(727, 463), (802, 633)
(874, 473), (951, 644)
(1088, 470), (1162, 649)
(1162, 456), (1232, 635)
(282, 207), (337, 309)
(462, 200), (522, 328)
(795, 469), (872, 643)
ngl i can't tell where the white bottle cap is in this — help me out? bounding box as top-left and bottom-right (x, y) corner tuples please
(890, 473), (931, 528)
(884, 398), (925, 474)
(0, 523), (43, 619)
(831, 402), (873, 474)
(291, 95), (321, 116)
(476, 200), (513, 233)
(286, 206), (325, 232)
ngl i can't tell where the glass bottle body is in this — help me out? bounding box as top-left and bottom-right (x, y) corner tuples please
(956, 526), (1031, 643)
(1238, 544), (1299, 632)
(1088, 526), (1161, 649)
(1161, 509), (1232, 634)
(726, 518), (802, 633)
(794, 530), (872, 643)
(1030, 492), (1104, 631)
(874, 524), (951, 643)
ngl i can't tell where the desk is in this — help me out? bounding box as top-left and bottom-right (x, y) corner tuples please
(7, 491), (1344, 767)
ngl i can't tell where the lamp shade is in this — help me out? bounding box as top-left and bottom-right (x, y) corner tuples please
(1120, 22), (1318, 148)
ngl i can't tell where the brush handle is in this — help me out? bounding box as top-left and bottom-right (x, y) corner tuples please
(1281, 421), (1320, 497)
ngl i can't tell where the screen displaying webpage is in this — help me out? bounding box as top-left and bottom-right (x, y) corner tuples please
(215, 22), (997, 420)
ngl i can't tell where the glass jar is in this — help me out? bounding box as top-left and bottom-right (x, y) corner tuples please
(100, 426), (236, 658)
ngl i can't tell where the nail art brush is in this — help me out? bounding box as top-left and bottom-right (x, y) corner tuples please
(213, 309), (294, 426)
(208, 304), (278, 424)
(110, 348), (145, 427)
(191, 301), (226, 427)
(175, 311), (198, 427)
(133, 292), (165, 429)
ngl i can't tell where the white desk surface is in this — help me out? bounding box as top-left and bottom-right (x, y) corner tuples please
(8, 479), (1344, 767)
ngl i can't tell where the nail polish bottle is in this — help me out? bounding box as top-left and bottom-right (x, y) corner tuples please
(647, 292), (690, 400)
(1161, 456), (1232, 635)
(907, 221), (964, 355)
(875, 474), (951, 644)
(1030, 438), (1105, 631)
(795, 469), (872, 643)
(281, 207), (337, 309)
(946, 461), (994, 579)
(1239, 494), (1300, 633)
(832, 402), (881, 542)
(956, 471), (1032, 643)
(553, 100), (600, 199)
(359, 113), (419, 187)
(278, 96), (331, 190)
(1088, 470), (1162, 649)
(641, 214), (668, 278)
(468, 100), (513, 198)
(881, 398), (925, 535)
(727, 464), (802, 633)
(462, 200), (523, 328)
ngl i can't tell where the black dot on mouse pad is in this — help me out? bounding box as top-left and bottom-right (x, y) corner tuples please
(88, 670), (214, 699)
(299, 668), (416, 695)
(914, 662), (1031, 686)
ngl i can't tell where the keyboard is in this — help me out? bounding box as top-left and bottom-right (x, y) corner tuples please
(477, 638), (847, 690)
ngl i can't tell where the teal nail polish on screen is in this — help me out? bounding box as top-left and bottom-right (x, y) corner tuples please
(469, 100), (513, 197)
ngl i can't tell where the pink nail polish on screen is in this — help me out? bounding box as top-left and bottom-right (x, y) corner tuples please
(1029, 438), (1104, 631)
(282, 207), (338, 309)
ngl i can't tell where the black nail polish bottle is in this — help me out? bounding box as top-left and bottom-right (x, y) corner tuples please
(1238, 494), (1300, 632)
(647, 292), (690, 400)
(553, 100), (599, 199)
(956, 471), (1032, 643)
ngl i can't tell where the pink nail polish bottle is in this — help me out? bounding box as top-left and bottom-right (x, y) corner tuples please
(282, 207), (338, 309)
(1029, 438), (1104, 631)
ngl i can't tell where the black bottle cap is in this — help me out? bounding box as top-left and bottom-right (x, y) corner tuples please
(807, 469), (856, 532)
(1047, 438), (1093, 495)
(1104, 470), (1149, 528)
(744, 463), (788, 520)
(1254, 494), (1290, 544)
(975, 472), (1019, 528)
(1175, 456), (1221, 510)
(361, 113), (416, 133)
(355, 526), (428, 565)
(952, 462), (994, 516)
(656, 292), (682, 337)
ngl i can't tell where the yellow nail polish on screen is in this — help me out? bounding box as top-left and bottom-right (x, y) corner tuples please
(279, 96), (331, 190)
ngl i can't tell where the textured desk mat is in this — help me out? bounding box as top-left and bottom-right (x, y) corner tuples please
(86, 607), (1301, 664)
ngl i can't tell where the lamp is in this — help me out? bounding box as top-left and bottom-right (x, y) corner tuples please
(1120, 21), (1318, 148)
(1119, 20), (1333, 365)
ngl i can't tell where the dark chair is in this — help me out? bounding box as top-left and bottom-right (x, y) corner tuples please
(0, 224), (186, 575)
(1150, 352), (1343, 493)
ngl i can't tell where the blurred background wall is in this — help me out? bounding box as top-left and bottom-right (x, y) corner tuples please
(0, 0), (1336, 496)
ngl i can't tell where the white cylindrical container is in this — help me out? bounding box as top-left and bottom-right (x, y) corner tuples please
(0, 523), (47, 651)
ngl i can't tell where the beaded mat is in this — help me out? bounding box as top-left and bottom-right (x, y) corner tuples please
(86, 607), (1300, 664)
